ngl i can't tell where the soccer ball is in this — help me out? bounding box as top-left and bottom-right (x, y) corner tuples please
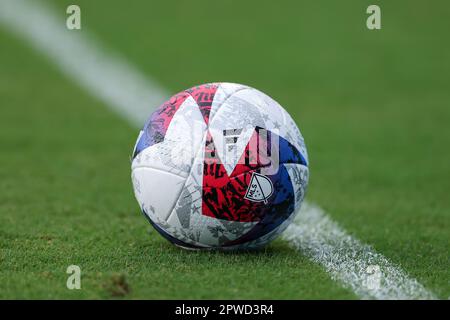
(131, 83), (309, 250)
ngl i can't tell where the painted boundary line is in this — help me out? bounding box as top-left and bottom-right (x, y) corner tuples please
(0, 0), (437, 300)
(283, 203), (435, 299)
(0, 0), (169, 126)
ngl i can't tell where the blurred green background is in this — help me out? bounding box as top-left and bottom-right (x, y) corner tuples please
(0, 0), (448, 299)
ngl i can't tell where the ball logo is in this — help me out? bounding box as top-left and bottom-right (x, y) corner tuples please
(245, 172), (274, 204)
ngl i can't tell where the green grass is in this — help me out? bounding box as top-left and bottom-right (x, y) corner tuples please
(0, 0), (449, 299)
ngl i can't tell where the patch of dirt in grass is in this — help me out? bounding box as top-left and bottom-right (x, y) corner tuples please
(103, 273), (131, 298)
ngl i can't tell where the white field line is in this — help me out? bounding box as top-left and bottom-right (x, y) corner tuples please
(283, 203), (436, 299)
(0, 0), (437, 300)
(0, 0), (169, 127)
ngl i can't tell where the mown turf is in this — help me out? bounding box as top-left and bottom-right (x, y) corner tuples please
(1, 0), (449, 299)
(0, 26), (353, 299)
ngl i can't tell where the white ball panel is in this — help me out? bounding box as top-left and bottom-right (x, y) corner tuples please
(132, 167), (186, 222)
(210, 82), (249, 120)
(212, 86), (308, 164)
(284, 163), (309, 210)
(132, 95), (207, 176)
